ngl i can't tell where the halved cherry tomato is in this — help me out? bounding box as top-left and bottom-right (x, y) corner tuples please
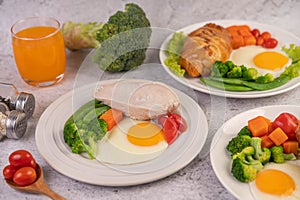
(256, 36), (265, 46)
(261, 32), (271, 40)
(157, 115), (168, 126)
(3, 165), (17, 180)
(162, 118), (178, 144)
(273, 112), (299, 140)
(9, 150), (36, 169)
(13, 167), (37, 186)
(263, 38), (278, 48)
(251, 29), (260, 38)
(168, 113), (187, 133)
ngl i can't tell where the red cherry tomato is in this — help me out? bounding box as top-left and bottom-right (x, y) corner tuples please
(168, 113), (187, 133)
(157, 115), (168, 126)
(9, 150), (36, 169)
(13, 167), (37, 186)
(251, 29), (260, 38)
(162, 118), (178, 144)
(262, 38), (278, 48)
(273, 112), (299, 140)
(256, 36), (265, 46)
(3, 165), (17, 180)
(261, 32), (271, 40)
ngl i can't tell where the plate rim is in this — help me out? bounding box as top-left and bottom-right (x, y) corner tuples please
(159, 19), (300, 98)
(209, 104), (300, 199)
(35, 80), (208, 186)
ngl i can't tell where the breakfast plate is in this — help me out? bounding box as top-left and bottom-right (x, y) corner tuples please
(35, 80), (208, 186)
(210, 105), (300, 200)
(159, 20), (300, 98)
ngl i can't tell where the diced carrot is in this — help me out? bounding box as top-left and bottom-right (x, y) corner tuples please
(238, 29), (253, 37)
(248, 116), (269, 137)
(268, 127), (289, 146)
(243, 35), (256, 46)
(261, 135), (275, 148)
(268, 122), (276, 133)
(282, 141), (299, 156)
(99, 108), (123, 131)
(231, 35), (244, 49)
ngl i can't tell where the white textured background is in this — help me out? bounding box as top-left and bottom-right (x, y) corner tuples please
(0, 0), (300, 199)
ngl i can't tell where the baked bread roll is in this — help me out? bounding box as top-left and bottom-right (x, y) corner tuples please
(180, 23), (232, 77)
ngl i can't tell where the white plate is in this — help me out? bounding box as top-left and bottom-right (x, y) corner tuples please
(159, 20), (300, 98)
(210, 105), (300, 200)
(35, 80), (208, 186)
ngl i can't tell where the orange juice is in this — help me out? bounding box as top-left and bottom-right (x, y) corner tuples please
(12, 26), (66, 85)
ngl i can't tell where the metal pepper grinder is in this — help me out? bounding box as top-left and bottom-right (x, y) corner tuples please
(0, 106), (28, 140)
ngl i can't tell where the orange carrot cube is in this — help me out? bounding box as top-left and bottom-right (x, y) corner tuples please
(261, 135), (275, 148)
(283, 141), (299, 156)
(248, 116), (269, 137)
(268, 127), (288, 146)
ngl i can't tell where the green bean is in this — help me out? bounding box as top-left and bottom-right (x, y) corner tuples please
(200, 78), (254, 91)
(210, 76), (290, 91)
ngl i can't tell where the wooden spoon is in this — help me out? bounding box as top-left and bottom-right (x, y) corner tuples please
(5, 164), (66, 200)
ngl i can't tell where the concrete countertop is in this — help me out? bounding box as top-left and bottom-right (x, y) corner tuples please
(0, 0), (300, 199)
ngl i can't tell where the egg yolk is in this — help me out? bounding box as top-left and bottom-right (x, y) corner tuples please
(127, 122), (165, 146)
(255, 169), (295, 196)
(253, 51), (289, 71)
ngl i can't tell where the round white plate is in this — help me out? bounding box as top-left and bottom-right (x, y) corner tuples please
(210, 105), (300, 200)
(159, 20), (300, 98)
(35, 80), (208, 186)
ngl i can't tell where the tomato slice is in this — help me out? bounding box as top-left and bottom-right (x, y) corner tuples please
(162, 118), (178, 144)
(168, 113), (187, 134)
(157, 115), (168, 126)
(3, 165), (17, 180)
(273, 112), (299, 140)
(9, 150), (36, 169)
(13, 167), (37, 186)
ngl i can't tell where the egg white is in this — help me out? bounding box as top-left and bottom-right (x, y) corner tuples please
(249, 162), (300, 200)
(229, 45), (292, 77)
(96, 117), (168, 165)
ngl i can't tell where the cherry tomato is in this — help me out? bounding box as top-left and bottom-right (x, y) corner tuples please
(9, 150), (36, 169)
(168, 113), (187, 133)
(3, 165), (17, 180)
(256, 36), (265, 46)
(262, 38), (278, 48)
(261, 31), (271, 40)
(273, 112), (299, 140)
(157, 115), (168, 126)
(13, 167), (37, 186)
(162, 118), (178, 144)
(251, 29), (260, 38)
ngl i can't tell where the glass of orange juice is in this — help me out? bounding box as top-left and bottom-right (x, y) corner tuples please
(11, 17), (66, 87)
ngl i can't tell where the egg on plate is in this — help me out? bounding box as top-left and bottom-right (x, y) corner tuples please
(229, 45), (292, 77)
(249, 162), (300, 200)
(96, 117), (168, 165)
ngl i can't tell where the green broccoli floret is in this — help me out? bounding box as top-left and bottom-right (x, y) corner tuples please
(270, 146), (297, 163)
(231, 146), (263, 182)
(227, 66), (243, 78)
(237, 126), (252, 137)
(226, 135), (252, 155)
(255, 73), (274, 83)
(93, 3), (151, 72)
(242, 67), (260, 81)
(211, 61), (228, 77)
(225, 61), (235, 71)
(250, 137), (271, 165)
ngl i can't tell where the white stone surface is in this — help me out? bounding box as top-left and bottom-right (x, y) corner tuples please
(0, 0), (300, 199)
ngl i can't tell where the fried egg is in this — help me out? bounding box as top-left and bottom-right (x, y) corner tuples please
(96, 118), (168, 165)
(249, 162), (300, 200)
(229, 45), (292, 77)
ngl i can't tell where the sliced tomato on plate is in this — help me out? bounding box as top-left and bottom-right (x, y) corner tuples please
(162, 117), (179, 144)
(168, 113), (187, 133)
(273, 112), (299, 140)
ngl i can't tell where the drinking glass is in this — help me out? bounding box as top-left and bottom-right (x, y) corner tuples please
(11, 17), (66, 87)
